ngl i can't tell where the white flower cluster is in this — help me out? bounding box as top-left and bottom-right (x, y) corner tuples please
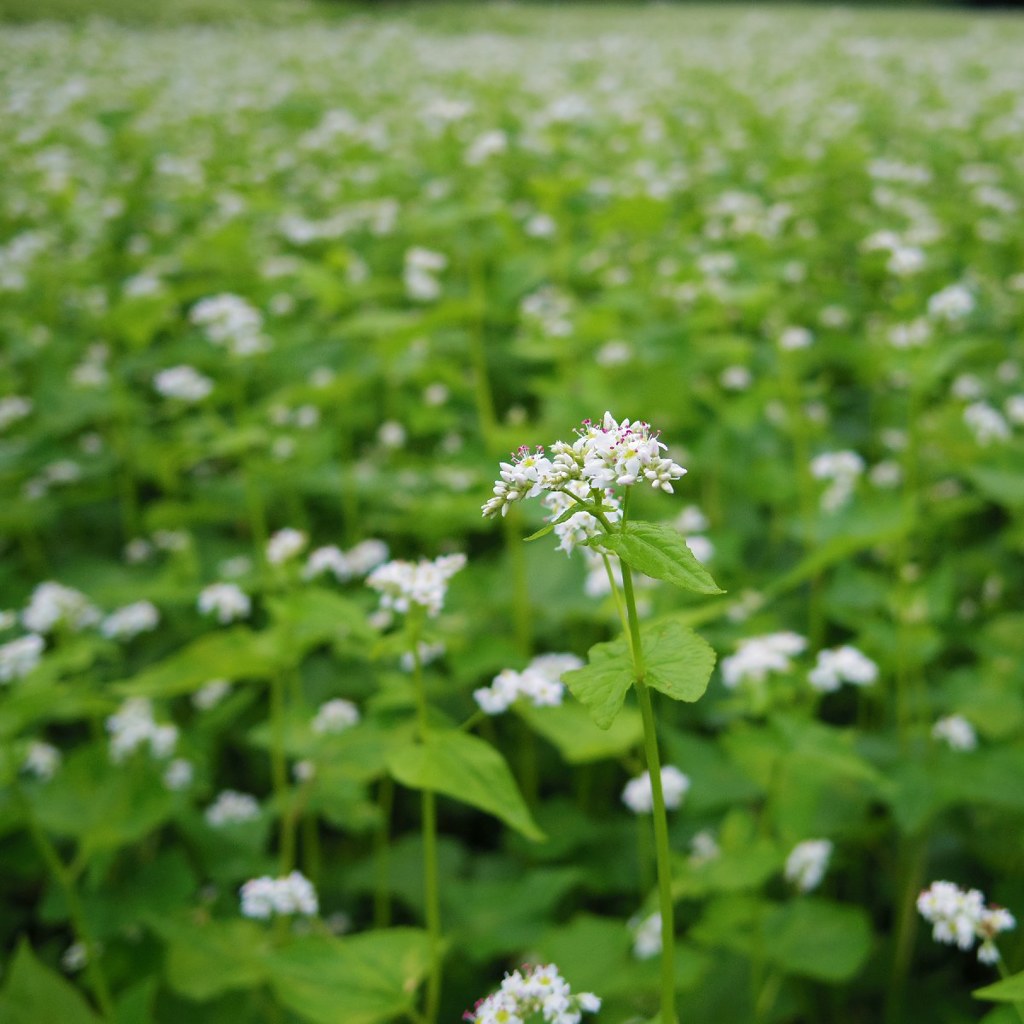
(22, 581), (100, 634)
(810, 451), (864, 512)
(23, 740), (61, 780)
(721, 631), (807, 689)
(932, 714), (978, 751)
(106, 697), (178, 763)
(404, 246), (447, 302)
(482, 412), (687, 520)
(0, 633), (44, 683)
(190, 293), (268, 356)
(0, 394), (33, 431)
(193, 678), (232, 710)
(542, 481), (622, 556)
(303, 538), (390, 582)
(153, 365), (213, 403)
(631, 911), (663, 960)
(311, 698), (360, 735)
(197, 582), (251, 623)
(240, 871), (319, 919)
(927, 283), (974, 323)
(963, 402), (1011, 446)
(267, 527), (308, 565)
(785, 838), (833, 893)
(917, 881), (1016, 963)
(473, 652), (583, 715)
(808, 645), (878, 692)
(366, 553), (466, 618)
(101, 600), (160, 641)
(464, 963), (600, 1024)
(205, 789), (261, 827)
(621, 765), (690, 814)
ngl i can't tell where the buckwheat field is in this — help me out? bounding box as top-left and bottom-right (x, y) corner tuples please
(1, 4), (1023, 1023)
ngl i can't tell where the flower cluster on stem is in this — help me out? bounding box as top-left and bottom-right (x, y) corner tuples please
(464, 963), (600, 1024)
(917, 881), (1016, 963)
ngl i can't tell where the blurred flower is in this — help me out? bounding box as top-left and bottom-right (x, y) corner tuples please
(205, 790), (260, 827)
(163, 758), (194, 791)
(311, 698), (360, 735)
(193, 679), (231, 710)
(963, 402), (1010, 445)
(106, 697), (177, 763)
(927, 283), (974, 322)
(22, 582), (100, 634)
(630, 911), (662, 960)
(266, 527), (307, 566)
(197, 583), (251, 624)
(808, 645), (878, 692)
(367, 553), (466, 618)
(240, 871), (318, 919)
(101, 600), (160, 641)
(785, 839), (833, 892)
(0, 633), (44, 683)
(153, 365), (213, 402)
(918, 881), (1015, 963)
(932, 714), (977, 751)
(622, 765), (690, 814)
(721, 631), (806, 689)
(23, 740), (61, 780)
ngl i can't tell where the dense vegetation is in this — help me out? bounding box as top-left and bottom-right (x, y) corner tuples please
(1, 6), (1023, 1023)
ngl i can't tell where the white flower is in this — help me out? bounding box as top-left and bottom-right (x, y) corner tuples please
(266, 528), (307, 566)
(191, 293), (268, 356)
(153, 365), (213, 402)
(240, 871), (318, 919)
(163, 758), (194, 791)
(106, 697), (178, 763)
(963, 402), (1011, 446)
(808, 645), (878, 692)
(465, 963), (599, 1023)
(689, 830), (721, 865)
(303, 545), (351, 582)
(311, 698), (360, 735)
(778, 326), (813, 350)
(473, 653), (581, 715)
(482, 412), (686, 520)
(197, 583), (251, 623)
(622, 765), (690, 814)
(193, 679), (231, 710)
(630, 912), (662, 959)
(377, 420), (407, 450)
(0, 395), (33, 431)
(927, 283), (974, 323)
(932, 714), (977, 751)
(720, 365), (752, 390)
(918, 881), (1015, 963)
(0, 633), (44, 683)
(345, 539), (390, 576)
(810, 450), (864, 512)
(23, 740), (61, 780)
(366, 553), (466, 618)
(21, 582), (100, 634)
(785, 839), (833, 893)
(205, 790), (261, 827)
(404, 247), (446, 302)
(101, 600), (159, 641)
(721, 631), (807, 689)
(61, 942), (88, 973)
(465, 130), (508, 166)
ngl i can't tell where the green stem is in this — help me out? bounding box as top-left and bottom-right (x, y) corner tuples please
(410, 622), (442, 1024)
(884, 835), (926, 1024)
(622, 561), (677, 1024)
(18, 792), (114, 1020)
(373, 776), (394, 929)
(269, 675), (293, 874)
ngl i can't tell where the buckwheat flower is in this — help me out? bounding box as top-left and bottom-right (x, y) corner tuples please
(778, 326), (813, 351)
(808, 645), (878, 693)
(927, 283), (974, 322)
(0, 633), (44, 683)
(630, 911), (663, 959)
(345, 539), (390, 576)
(596, 340), (633, 367)
(721, 631), (807, 689)
(377, 420), (407, 450)
(918, 881), (1014, 962)
(366, 553), (466, 618)
(205, 790), (261, 827)
(61, 942), (88, 973)
(153, 365), (213, 403)
(240, 871), (318, 919)
(303, 545), (351, 582)
(1006, 395), (1024, 425)
(404, 247), (446, 302)
(785, 839), (833, 893)
(266, 527), (307, 566)
(193, 678), (231, 710)
(190, 293), (268, 356)
(163, 758), (194, 791)
(622, 766), (690, 814)
(464, 963), (599, 1024)
(101, 600), (159, 641)
(887, 245), (926, 276)
(810, 450), (864, 512)
(887, 318), (931, 349)
(689, 829), (721, 865)
(399, 640), (447, 672)
(482, 412), (686, 520)
(465, 129), (508, 166)
(932, 714), (977, 751)
(0, 395), (33, 431)
(22, 582), (100, 634)
(197, 582), (251, 624)
(106, 697), (178, 763)
(311, 698), (360, 735)
(963, 402), (1011, 445)
(23, 740), (61, 780)
(543, 481), (622, 555)
(720, 365), (752, 390)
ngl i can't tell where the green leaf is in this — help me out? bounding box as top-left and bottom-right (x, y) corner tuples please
(385, 730), (545, 841)
(976, 969), (1024, 1003)
(595, 521), (724, 595)
(268, 929), (431, 1024)
(517, 701), (643, 763)
(639, 619), (717, 705)
(765, 898), (872, 982)
(561, 641), (633, 730)
(151, 917), (270, 1001)
(0, 941), (101, 1024)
